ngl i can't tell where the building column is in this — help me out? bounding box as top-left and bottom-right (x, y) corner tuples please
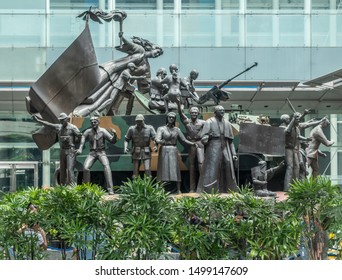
(330, 114), (338, 184)
(174, 0), (181, 47)
(239, 0), (246, 47)
(215, 0), (222, 47)
(272, 0), (279, 47)
(157, 0), (164, 46)
(304, 0), (311, 46)
(42, 149), (51, 186)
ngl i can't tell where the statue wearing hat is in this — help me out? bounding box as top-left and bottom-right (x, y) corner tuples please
(33, 112), (82, 185)
(124, 114), (158, 177)
(76, 116), (117, 195)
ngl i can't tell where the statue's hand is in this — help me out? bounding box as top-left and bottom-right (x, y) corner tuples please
(124, 148), (129, 154)
(110, 128), (117, 135)
(152, 146), (158, 152)
(233, 155), (238, 161)
(321, 153), (327, 158)
(76, 149), (82, 155)
(201, 135), (209, 145)
(118, 31), (123, 38)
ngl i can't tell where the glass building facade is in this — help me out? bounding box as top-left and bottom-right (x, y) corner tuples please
(0, 0), (341, 188)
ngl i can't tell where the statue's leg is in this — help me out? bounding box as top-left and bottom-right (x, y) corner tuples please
(143, 159), (151, 177)
(83, 153), (96, 183)
(59, 149), (67, 185)
(98, 152), (114, 194)
(125, 94), (135, 115)
(311, 159), (320, 178)
(284, 149), (294, 191)
(188, 147), (196, 192)
(133, 159), (140, 178)
(66, 149), (76, 184)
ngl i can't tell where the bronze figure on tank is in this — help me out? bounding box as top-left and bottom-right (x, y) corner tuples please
(180, 69), (200, 108)
(176, 99), (204, 192)
(197, 105), (238, 193)
(155, 112), (197, 194)
(148, 67), (168, 112)
(252, 160), (284, 197)
(76, 116), (117, 195)
(33, 113), (81, 185)
(306, 118), (334, 178)
(124, 114), (158, 177)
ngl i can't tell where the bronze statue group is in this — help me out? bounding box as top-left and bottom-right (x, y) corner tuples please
(31, 29), (334, 196)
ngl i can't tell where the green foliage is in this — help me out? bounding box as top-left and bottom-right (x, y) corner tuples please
(2, 177), (339, 260)
(173, 188), (301, 260)
(287, 176), (342, 260)
(98, 176), (174, 260)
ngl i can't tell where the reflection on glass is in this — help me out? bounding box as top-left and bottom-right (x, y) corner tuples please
(279, 0), (304, 10)
(116, 0), (157, 10)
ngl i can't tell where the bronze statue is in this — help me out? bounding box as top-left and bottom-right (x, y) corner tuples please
(306, 118), (334, 178)
(124, 114), (158, 177)
(148, 68), (168, 112)
(72, 31), (163, 117)
(155, 112), (197, 194)
(283, 112), (311, 191)
(299, 141), (309, 180)
(176, 99), (204, 192)
(33, 113), (82, 185)
(76, 116), (117, 195)
(252, 160), (284, 197)
(180, 69), (200, 108)
(197, 105), (238, 193)
(161, 64), (198, 113)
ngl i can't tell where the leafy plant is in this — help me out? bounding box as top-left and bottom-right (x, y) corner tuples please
(98, 176), (174, 260)
(287, 176), (342, 260)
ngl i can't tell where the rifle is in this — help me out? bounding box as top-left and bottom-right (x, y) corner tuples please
(198, 62), (258, 104)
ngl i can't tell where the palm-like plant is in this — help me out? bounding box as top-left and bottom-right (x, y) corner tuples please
(287, 176), (341, 260)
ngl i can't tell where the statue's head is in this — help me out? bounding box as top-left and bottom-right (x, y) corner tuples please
(214, 105), (225, 118)
(169, 64), (178, 75)
(58, 112), (69, 126)
(321, 118), (330, 128)
(189, 106), (199, 120)
(190, 69), (199, 80)
(280, 114), (290, 124)
(156, 68), (167, 79)
(135, 114), (145, 127)
(127, 62), (137, 70)
(90, 116), (99, 128)
(258, 160), (267, 170)
(166, 112), (176, 125)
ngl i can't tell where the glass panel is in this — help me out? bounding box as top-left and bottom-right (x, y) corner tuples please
(0, 14), (45, 47)
(49, 14), (88, 47)
(312, 14), (331, 46)
(116, 0), (157, 10)
(221, 14), (240, 46)
(0, 48), (47, 81)
(0, 0), (45, 9)
(182, 0), (215, 10)
(279, 15), (305, 46)
(222, 0), (240, 10)
(338, 123), (342, 147)
(247, 0), (273, 10)
(50, 0), (108, 10)
(279, 0), (304, 10)
(312, 0), (332, 10)
(0, 169), (11, 192)
(181, 14), (215, 46)
(163, 0), (174, 9)
(246, 15), (273, 46)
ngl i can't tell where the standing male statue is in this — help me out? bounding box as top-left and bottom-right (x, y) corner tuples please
(33, 113), (81, 185)
(197, 105), (238, 193)
(77, 116), (117, 195)
(176, 99), (205, 192)
(306, 118), (334, 178)
(124, 114), (158, 177)
(283, 112), (311, 191)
